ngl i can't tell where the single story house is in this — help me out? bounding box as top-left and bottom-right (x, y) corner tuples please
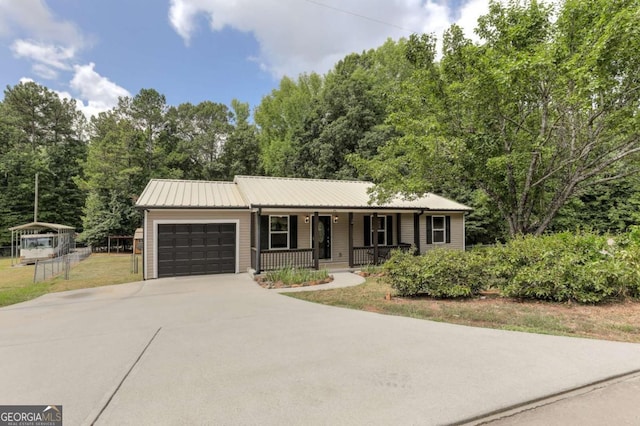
(135, 175), (472, 279)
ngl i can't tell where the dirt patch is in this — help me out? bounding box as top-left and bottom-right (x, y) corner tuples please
(355, 271), (385, 278)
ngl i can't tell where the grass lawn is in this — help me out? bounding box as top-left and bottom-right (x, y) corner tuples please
(0, 254), (142, 307)
(286, 277), (640, 343)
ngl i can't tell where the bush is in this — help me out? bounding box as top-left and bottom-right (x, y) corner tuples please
(489, 232), (632, 304)
(384, 249), (488, 298)
(261, 266), (330, 288)
(383, 230), (640, 304)
(616, 225), (640, 298)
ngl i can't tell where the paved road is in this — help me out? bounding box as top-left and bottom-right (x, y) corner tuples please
(1, 274), (639, 425)
(475, 372), (640, 425)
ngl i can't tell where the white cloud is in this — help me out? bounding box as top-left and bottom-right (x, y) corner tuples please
(11, 39), (75, 70)
(1, 1), (130, 118)
(2, 3), (82, 86)
(455, 0), (491, 42)
(169, 0), (493, 78)
(70, 63), (130, 118)
(31, 63), (59, 80)
(17, 65), (129, 118)
(169, 0), (562, 78)
(0, 0), (83, 46)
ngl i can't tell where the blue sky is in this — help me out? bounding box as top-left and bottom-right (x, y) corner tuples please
(0, 0), (496, 117)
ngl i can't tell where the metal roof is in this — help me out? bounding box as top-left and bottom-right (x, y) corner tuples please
(9, 222), (75, 231)
(234, 176), (471, 211)
(135, 176), (471, 211)
(136, 179), (248, 209)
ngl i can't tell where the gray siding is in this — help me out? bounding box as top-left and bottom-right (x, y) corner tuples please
(421, 212), (465, 252)
(400, 213), (415, 246)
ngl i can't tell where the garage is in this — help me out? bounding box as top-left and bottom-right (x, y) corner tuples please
(157, 223), (236, 277)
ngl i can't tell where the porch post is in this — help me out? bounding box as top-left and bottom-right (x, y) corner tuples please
(313, 212), (319, 270)
(373, 212), (379, 264)
(256, 208), (262, 274)
(348, 212), (354, 267)
(396, 213), (401, 246)
(10, 230), (14, 266)
(413, 212), (421, 255)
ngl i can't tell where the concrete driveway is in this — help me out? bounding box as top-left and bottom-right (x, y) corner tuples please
(1, 274), (639, 425)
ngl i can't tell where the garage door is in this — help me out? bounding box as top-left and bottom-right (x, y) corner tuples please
(157, 223), (236, 277)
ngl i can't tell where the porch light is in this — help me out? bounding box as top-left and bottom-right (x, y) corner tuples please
(304, 216), (310, 224)
(333, 215), (339, 223)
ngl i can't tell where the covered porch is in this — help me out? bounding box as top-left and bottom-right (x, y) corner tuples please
(250, 210), (418, 273)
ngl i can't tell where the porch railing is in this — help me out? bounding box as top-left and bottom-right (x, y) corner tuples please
(352, 244), (412, 267)
(257, 248), (314, 271)
(252, 244), (412, 272)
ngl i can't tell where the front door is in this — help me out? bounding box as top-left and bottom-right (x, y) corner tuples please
(312, 216), (331, 259)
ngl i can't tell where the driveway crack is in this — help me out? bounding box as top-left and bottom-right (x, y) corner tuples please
(90, 327), (162, 425)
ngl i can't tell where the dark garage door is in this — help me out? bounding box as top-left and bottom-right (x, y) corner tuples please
(157, 223), (236, 277)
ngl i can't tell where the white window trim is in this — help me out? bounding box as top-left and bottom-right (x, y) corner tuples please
(269, 215), (289, 250)
(370, 215), (388, 246)
(152, 219), (240, 279)
(432, 215), (446, 244)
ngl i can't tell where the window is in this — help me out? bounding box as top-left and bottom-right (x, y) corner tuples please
(432, 216), (445, 243)
(371, 215), (387, 246)
(364, 215), (393, 246)
(260, 215), (297, 250)
(269, 216), (289, 249)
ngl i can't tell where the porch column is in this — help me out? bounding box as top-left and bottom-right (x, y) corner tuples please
(348, 212), (354, 267)
(373, 212), (379, 264)
(313, 212), (319, 270)
(396, 213), (401, 246)
(10, 230), (15, 267)
(256, 208), (262, 273)
(413, 212), (421, 255)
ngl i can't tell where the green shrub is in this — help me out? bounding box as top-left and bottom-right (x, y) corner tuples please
(490, 232), (631, 304)
(384, 249), (488, 298)
(263, 266), (330, 287)
(615, 226), (640, 298)
(383, 230), (640, 304)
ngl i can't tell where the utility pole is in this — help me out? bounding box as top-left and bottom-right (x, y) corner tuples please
(34, 172), (39, 223)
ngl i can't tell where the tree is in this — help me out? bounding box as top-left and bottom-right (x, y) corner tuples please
(78, 111), (144, 245)
(354, 0), (640, 236)
(126, 88), (167, 174)
(254, 73), (323, 176)
(255, 39), (411, 180)
(0, 82), (86, 244)
(289, 53), (387, 179)
(219, 99), (261, 179)
(551, 177), (640, 233)
(162, 101), (232, 180)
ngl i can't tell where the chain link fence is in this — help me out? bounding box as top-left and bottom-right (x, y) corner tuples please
(33, 247), (92, 283)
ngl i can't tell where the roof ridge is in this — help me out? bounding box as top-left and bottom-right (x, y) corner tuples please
(235, 175), (369, 184)
(151, 178), (235, 184)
